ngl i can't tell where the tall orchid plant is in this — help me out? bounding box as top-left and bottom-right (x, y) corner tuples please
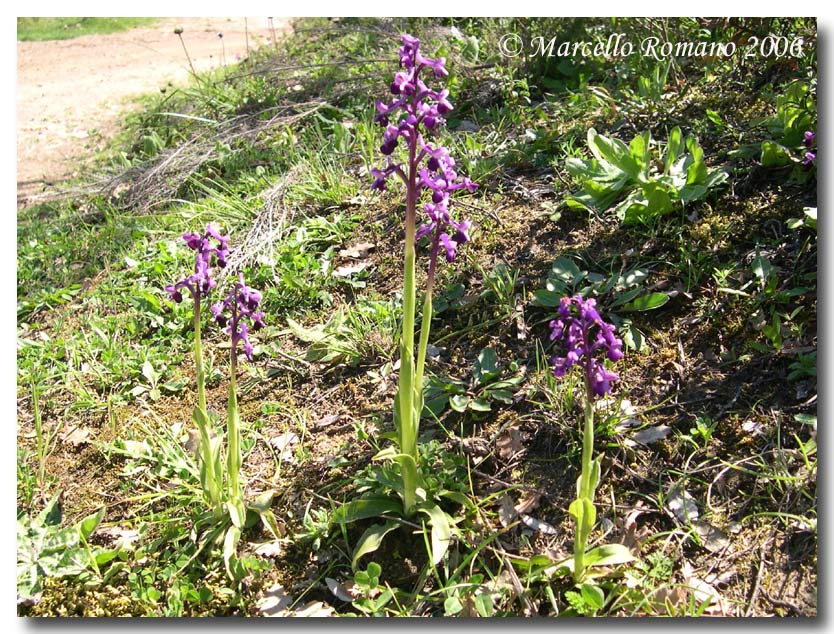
(372, 33), (476, 518)
(167, 225), (278, 577)
(548, 295), (632, 582)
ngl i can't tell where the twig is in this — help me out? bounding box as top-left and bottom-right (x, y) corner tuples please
(745, 532), (773, 617)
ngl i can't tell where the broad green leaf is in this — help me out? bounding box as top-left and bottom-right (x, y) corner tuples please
(223, 525), (241, 579)
(685, 135), (708, 185)
(534, 289), (562, 307)
(474, 348), (499, 383)
(550, 256), (583, 283)
(474, 592), (494, 617)
(583, 543), (635, 567)
(351, 520), (399, 570)
(469, 397), (492, 412)
(248, 490), (275, 513)
(761, 141), (793, 167)
(751, 252), (773, 284)
(580, 583), (605, 611)
(227, 498), (247, 530)
(621, 292), (669, 312)
(628, 130), (652, 174)
(664, 127), (684, 173)
(286, 317), (328, 343)
(490, 389), (514, 404)
(419, 504), (452, 566)
(444, 596), (464, 615)
(332, 495), (403, 524)
(141, 358), (157, 384)
(449, 394), (470, 412)
(77, 507), (105, 541)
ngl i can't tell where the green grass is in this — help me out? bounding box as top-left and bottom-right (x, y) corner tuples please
(17, 17), (156, 42)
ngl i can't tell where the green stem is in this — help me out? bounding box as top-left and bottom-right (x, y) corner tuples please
(227, 352), (241, 502)
(192, 297), (219, 509)
(396, 141), (419, 517)
(573, 376), (596, 582)
(194, 298), (207, 413)
(414, 240), (439, 415)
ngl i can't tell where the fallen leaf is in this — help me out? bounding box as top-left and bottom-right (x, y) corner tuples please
(333, 261), (369, 278)
(257, 584), (293, 616)
(315, 414), (341, 428)
(290, 601), (336, 617)
(631, 424), (671, 445)
(254, 541), (282, 558)
(514, 491), (541, 515)
(741, 420), (765, 436)
(61, 426), (90, 447)
(495, 426), (524, 460)
(681, 561), (730, 615)
(270, 432), (299, 462)
(693, 520), (731, 553)
(326, 577), (355, 603)
(121, 439), (152, 458)
(339, 242), (375, 259)
(96, 526), (140, 549)
(519, 514), (558, 535)
(497, 493), (517, 527)
(666, 488), (699, 523)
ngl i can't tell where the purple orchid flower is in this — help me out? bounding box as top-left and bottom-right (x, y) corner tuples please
(549, 295), (624, 397)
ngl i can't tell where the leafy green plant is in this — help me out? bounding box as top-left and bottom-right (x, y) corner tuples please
(17, 494), (117, 603)
(565, 127), (728, 224)
(423, 348), (524, 417)
(535, 255), (670, 352)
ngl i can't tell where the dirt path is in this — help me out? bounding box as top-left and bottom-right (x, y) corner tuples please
(16, 17), (290, 206)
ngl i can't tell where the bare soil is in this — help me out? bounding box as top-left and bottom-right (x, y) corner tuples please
(16, 17), (290, 205)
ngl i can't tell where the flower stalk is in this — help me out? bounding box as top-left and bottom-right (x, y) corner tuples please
(372, 34), (476, 517)
(549, 295), (623, 582)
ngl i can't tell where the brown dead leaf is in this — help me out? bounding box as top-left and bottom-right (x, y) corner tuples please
(497, 493), (517, 527)
(326, 577), (355, 603)
(514, 491), (541, 515)
(692, 520), (731, 554)
(254, 541), (282, 558)
(96, 526), (140, 549)
(681, 561), (730, 615)
(258, 584), (337, 617)
(315, 413), (341, 428)
(60, 425), (90, 447)
(257, 584), (293, 616)
(630, 424), (671, 446)
(495, 426), (524, 460)
(333, 261), (369, 278)
(339, 242), (375, 259)
(519, 514), (558, 535)
(270, 431), (299, 462)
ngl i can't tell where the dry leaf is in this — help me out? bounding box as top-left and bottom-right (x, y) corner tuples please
(326, 577), (355, 603)
(339, 242), (375, 259)
(315, 414), (341, 428)
(666, 488), (699, 523)
(520, 514), (558, 535)
(631, 424), (671, 446)
(514, 491), (541, 515)
(257, 584), (293, 616)
(497, 493), (517, 527)
(96, 526), (140, 549)
(495, 426), (524, 460)
(333, 261), (369, 278)
(270, 432), (299, 462)
(681, 561), (730, 615)
(254, 541), (282, 558)
(61, 426), (90, 447)
(692, 520), (730, 554)
(290, 601), (336, 617)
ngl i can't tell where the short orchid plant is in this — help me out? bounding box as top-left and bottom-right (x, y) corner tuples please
(167, 225), (279, 577)
(335, 33), (476, 567)
(548, 295), (633, 582)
